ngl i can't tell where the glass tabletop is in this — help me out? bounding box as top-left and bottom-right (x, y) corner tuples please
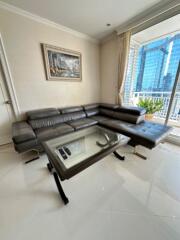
(42, 126), (129, 179)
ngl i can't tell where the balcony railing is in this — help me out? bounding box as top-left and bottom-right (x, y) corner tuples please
(131, 92), (180, 121)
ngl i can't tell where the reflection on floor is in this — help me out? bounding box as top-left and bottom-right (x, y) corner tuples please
(0, 143), (180, 240)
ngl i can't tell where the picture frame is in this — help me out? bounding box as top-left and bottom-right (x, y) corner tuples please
(42, 44), (82, 81)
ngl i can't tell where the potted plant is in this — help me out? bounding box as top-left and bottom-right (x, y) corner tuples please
(137, 98), (164, 120)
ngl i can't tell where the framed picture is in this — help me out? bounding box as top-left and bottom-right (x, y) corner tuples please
(42, 44), (82, 81)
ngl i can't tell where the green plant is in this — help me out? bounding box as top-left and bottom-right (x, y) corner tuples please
(137, 98), (164, 114)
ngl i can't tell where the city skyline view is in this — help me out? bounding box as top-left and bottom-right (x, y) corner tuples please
(134, 33), (180, 92)
(124, 32), (180, 122)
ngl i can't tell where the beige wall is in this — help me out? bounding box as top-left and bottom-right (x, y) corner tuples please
(0, 8), (100, 115)
(100, 35), (118, 104)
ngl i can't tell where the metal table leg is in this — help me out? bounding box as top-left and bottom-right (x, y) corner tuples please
(97, 133), (125, 161)
(113, 150), (125, 161)
(47, 162), (53, 172)
(53, 171), (69, 205)
(47, 163), (69, 205)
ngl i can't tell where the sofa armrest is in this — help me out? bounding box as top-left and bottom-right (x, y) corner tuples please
(12, 121), (36, 144)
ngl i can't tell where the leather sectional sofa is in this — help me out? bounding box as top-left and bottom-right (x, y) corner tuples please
(12, 103), (172, 154)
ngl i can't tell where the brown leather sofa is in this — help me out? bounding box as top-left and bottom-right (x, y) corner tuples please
(12, 103), (172, 153)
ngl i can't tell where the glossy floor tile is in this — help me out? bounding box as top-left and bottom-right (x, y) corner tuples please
(0, 143), (180, 240)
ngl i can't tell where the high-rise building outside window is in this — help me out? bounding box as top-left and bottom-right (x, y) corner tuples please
(124, 33), (180, 121)
(134, 34), (180, 92)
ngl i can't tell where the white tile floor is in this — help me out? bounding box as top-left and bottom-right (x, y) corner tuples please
(0, 143), (180, 240)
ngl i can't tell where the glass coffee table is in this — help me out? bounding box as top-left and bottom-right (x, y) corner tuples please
(42, 126), (130, 204)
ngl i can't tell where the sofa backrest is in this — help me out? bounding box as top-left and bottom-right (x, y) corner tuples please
(83, 103), (118, 119)
(28, 115), (64, 129)
(99, 103), (119, 110)
(83, 104), (145, 124)
(26, 103), (146, 130)
(117, 106), (146, 116)
(60, 106), (83, 114)
(98, 107), (145, 124)
(113, 112), (145, 124)
(83, 104), (100, 117)
(85, 108), (100, 117)
(27, 108), (60, 120)
(99, 108), (115, 116)
(27, 106), (86, 130)
(59, 106), (86, 122)
(59, 111), (86, 123)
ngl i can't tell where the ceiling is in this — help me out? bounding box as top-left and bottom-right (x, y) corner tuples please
(132, 14), (180, 44)
(0, 0), (168, 40)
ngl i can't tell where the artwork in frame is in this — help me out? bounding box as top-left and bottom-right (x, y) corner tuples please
(42, 44), (82, 81)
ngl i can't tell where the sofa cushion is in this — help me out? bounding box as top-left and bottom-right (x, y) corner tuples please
(12, 121), (36, 144)
(113, 111), (145, 124)
(117, 106), (146, 116)
(99, 120), (172, 149)
(128, 121), (172, 147)
(68, 118), (98, 130)
(100, 103), (119, 110)
(35, 124), (74, 141)
(60, 106), (83, 114)
(99, 108), (116, 118)
(61, 111), (86, 122)
(83, 103), (99, 110)
(27, 108), (59, 120)
(29, 115), (64, 130)
(99, 108), (144, 124)
(85, 108), (100, 117)
(90, 115), (111, 123)
(29, 111), (86, 130)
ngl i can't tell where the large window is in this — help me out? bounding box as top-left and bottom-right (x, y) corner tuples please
(124, 33), (180, 122)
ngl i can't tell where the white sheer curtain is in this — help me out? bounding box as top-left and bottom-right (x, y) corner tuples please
(116, 31), (131, 105)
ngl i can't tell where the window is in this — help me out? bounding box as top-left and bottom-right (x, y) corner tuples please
(124, 33), (180, 121)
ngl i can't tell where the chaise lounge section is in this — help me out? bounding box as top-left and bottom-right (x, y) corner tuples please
(12, 103), (172, 154)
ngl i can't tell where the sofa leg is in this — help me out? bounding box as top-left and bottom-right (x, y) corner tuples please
(133, 147), (147, 160)
(24, 149), (40, 164)
(113, 151), (125, 161)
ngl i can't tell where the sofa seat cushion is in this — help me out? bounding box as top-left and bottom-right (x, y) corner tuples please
(100, 120), (172, 149)
(12, 121), (36, 144)
(128, 121), (172, 147)
(99, 120), (133, 132)
(68, 118), (98, 130)
(35, 124), (74, 141)
(90, 115), (111, 123)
